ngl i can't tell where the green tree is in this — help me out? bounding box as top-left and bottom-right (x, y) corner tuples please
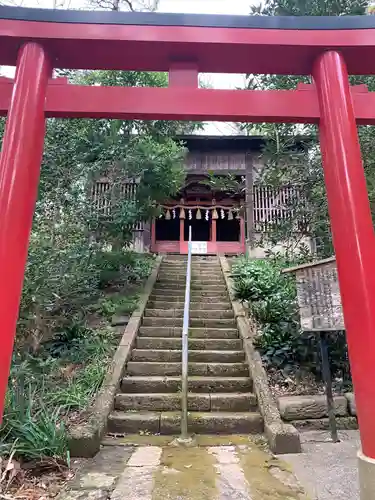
(243, 0), (373, 258)
(17, 67), (199, 350)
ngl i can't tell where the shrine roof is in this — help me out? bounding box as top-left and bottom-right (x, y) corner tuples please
(177, 135), (310, 153)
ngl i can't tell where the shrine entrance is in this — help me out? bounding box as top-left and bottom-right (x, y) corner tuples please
(184, 210), (210, 242)
(152, 202), (245, 254)
(151, 176), (245, 254)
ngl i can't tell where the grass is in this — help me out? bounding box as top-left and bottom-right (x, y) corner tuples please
(1, 325), (118, 463)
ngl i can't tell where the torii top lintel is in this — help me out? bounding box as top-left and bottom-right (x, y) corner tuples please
(1, 6), (375, 74)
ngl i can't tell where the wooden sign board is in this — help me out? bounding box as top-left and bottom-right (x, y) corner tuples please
(283, 257), (345, 332)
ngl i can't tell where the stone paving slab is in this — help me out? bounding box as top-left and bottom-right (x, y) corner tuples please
(280, 430), (360, 500)
(57, 436), (308, 500)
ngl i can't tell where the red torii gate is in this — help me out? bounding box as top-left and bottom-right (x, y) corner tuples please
(1, 6), (375, 491)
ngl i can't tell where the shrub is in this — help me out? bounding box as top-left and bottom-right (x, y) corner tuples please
(94, 251), (154, 288)
(97, 294), (139, 319)
(1, 326), (117, 462)
(0, 382), (69, 462)
(231, 257), (350, 381)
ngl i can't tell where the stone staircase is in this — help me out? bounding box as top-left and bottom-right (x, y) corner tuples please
(108, 255), (263, 435)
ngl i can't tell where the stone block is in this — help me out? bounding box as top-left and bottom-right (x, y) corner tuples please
(265, 422), (302, 454)
(160, 412), (181, 434)
(107, 411), (160, 434)
(189, 412), (263, 434)
(68, 424), (101, 459)
(291, 416), (358, 431)
(111, 315), (129, 326)
(345, 392), (357, 416)
(278, 395), (348, 421)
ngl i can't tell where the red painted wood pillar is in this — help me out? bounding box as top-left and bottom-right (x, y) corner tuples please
(0, 43), (51, 424)
(211, 219), (217, 243)
(314, 51), (375, 459)
(179, 218), (185, 254)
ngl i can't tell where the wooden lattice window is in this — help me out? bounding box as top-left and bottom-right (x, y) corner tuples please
(92, 179), (144, 231)
(92, 181), (111, 215)
(253, 184), (302, 232)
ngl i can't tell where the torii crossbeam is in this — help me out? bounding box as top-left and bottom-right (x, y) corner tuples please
(0, 8), (375, 495)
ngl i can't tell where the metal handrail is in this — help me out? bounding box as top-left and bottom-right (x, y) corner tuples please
(180, 225), (192, 440)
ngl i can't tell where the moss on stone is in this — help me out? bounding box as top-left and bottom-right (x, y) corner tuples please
(152, 446), (218, 500)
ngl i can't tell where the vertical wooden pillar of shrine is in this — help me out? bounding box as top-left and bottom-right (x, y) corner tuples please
(314, 50), (375, 500)
(179, 217), (185, 252)
(0, 43), (51, 423)
(211, 219), (217, 246)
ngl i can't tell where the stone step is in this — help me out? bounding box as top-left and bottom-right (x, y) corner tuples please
(157, 277), (224, 283)
(138, 327), (239, 339)
(157, 272), (222, 279)
(151, 288), (228, 296)
(136, 337), (242, 350)
(149, 294), (229, 302)
(142, 317), (236, 328)
(154, 283), (227, 291)
(147, 301), (231, 310)
(144, 309), (233, 319)
(108, 411), (263, 435)
(121, 376), (252, 393)
(162, 255), (220, 266)
(156, 282), (225, 288)
(114, 392), (257, 412)
(158, 267), (222, 272)
(131, 349), (245, 363)
(126, 361), (248, 377)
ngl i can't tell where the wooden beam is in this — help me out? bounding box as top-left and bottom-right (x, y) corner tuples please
(0, 79), (374, 123)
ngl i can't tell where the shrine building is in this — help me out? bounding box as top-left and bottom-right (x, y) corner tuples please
(93, 134), (309, 256)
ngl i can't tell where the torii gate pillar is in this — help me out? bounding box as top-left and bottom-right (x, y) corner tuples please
(314, 50), (375, 499)
(0, 42), (51, 422)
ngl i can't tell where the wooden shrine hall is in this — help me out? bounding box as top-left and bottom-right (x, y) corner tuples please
(149, 135), (304, 255)
(92, 135), (307, 255)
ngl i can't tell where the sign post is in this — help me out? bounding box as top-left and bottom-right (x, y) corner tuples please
(284, 257), (344, 442)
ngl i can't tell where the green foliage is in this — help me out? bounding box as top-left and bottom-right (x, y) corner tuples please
(231, 257), (350, 381)
(1, 326), (118, 461)
(94, 251), (154, 288)
(252, 0), (367, 16)
(244, 0), (374, 258)
(198, 172), (245, 197)
(232, 257), (298, 324)
(97, 294), (139, 318)
(1, 383), (69, 462)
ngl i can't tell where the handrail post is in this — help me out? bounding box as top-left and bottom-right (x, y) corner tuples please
(180, 225), (192, 441)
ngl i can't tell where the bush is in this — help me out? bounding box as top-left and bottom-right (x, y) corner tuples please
(1, 326), (118, 462)
(94, 250), (154, 288)
(97, 294), (139, 319)
(231, 257), (350, 381)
